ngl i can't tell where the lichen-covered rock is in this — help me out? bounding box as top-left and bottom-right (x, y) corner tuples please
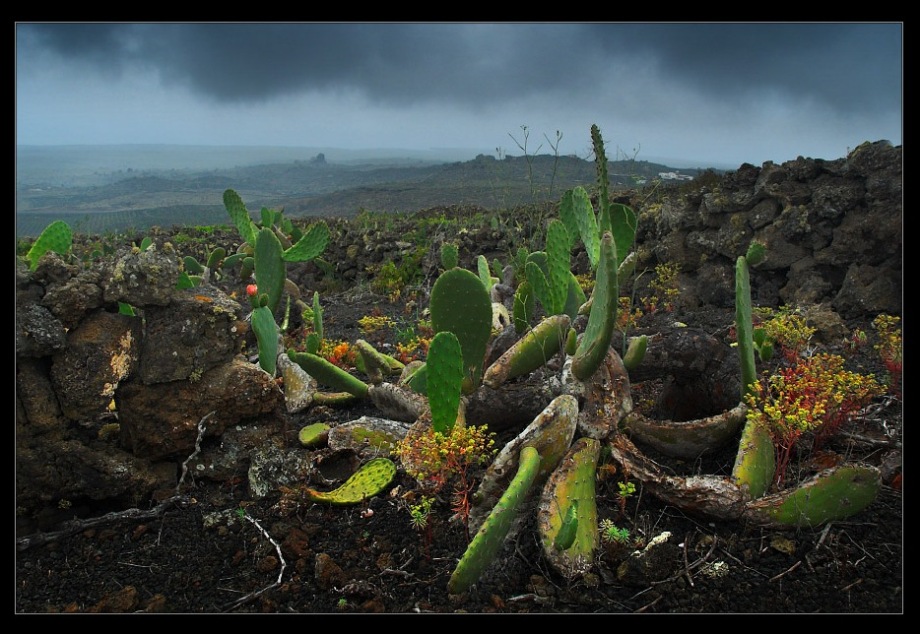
(103, 243), (180, 307)
(137, 285), (246, 385)
(50, 310), (141, 422)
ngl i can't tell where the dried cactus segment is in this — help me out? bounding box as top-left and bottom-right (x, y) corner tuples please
(482, 314), (571, 389)
(303, 457), (397, 505)
(538, 437), (601, 579)
(468, 394), (579, 533)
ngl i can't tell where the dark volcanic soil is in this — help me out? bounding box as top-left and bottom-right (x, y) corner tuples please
(15, 288), (903, 615)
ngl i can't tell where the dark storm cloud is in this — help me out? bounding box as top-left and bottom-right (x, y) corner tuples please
(18, 22), (901, 114)
(595, 23), (902, 112)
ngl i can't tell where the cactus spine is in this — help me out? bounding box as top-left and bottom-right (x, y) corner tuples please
(448, 445), (542, 595)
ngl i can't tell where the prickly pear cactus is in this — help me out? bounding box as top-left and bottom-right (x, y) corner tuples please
(26, 220), (73, 270)
(741, 464), (882, 528)
(255, 227), (286, 315)
(429, 267), (493, 394)
(572, 231), (618, 381)
(303, 457), (397, 505)
(251, 305), (279, 375)
(298, 422), (330, 447)
(287, 350), (369, 398)
(426, 331), (465, 433)
(537, 437), (601, 579)
(283, 221), (329, 262)
(469, 395), (579, 534)
(622, 334), (647, 371)
(440, 242), (459, 270)
(222, 189), (257, 246)
(482, 314), (571, 389)
(448, 445), (542, 595)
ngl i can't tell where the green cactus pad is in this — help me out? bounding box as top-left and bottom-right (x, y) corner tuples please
(735, 255), (757, 397)
(27, 220), (73, 270)
(183, 255), (205, 275)
(512, 280), (536, 333)
(572, 232), (618, 381)
(223, 189), (257, 246)
(731, 417), (776, 499)
(283, 221), (330, 262)
(622, 335), (647, 371)
(742, 464), (881, 528)
(468, 395), (579, 534)
(298, 423), (331, 447)
(303, 457), (397, 505)
(206, 247), (226, 270)
(355, 339), (393, 385)
(440, 242), (459, 270)
(448, 445), (542, 595)
(251, 306), (279, 375)
(430, 267), (493, 393)
(288, 350), (369, 399)
(570, 186), (599, 269)
(255, 227), (286, 314)
(426, 331), (465, 433)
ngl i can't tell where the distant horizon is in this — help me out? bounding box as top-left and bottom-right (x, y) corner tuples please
(16, 140), (868, 173)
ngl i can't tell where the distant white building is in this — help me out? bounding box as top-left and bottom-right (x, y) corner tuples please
(658, 171), (694, 181)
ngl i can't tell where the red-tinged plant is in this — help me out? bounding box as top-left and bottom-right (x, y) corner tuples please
(317, 339), (358, 370)
(744, 352), (885, 489)
(395, 424), (496, 538)
(872, 314), (902, 399)
(755, 305), (816, 363)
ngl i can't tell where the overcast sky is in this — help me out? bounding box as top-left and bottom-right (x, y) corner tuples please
(15, 22), (903, 168)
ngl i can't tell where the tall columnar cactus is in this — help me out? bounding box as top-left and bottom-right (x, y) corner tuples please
(448, 445), (542, 595)
(429, 267), (493, 394)
(26, 220), (73, 270)
(730, 241), (776, 496)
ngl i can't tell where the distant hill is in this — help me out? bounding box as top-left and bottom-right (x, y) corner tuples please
(16, 146), (709, 238)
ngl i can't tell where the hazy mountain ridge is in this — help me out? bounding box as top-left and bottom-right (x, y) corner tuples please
(16, 145), (708, 238)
